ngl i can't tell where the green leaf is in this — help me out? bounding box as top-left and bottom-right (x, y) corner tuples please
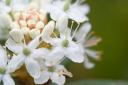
(66, 80), (128, 85)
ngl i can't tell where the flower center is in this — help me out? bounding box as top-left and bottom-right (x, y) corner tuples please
(23, 47), (31, 56)
(14, 7), (46, 30)
(48, 66), (55, 72)
(62, 39), (69, 47)
(0, 68), (6, 74)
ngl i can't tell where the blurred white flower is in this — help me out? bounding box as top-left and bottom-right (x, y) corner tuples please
(34, 64), (72, 85)
(5, 29), (47, 78)
(75, 23), (101, 69)
(44, 15), (84, 66)
(0, 0), (101, 84)
(11, 6), (46, 39)
(0, 14), (12, 40)
(43, 0), (89, 22)
(0, 45), (15, 85)
(0, 0), (11, 13)
(10, 0), (29, 11)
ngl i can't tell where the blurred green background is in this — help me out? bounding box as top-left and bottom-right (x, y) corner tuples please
(66, 0), (128, 84)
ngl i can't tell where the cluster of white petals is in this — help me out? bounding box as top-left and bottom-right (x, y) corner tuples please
(0, 0), (101, 85)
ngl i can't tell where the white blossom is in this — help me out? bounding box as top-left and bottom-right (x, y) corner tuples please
(0, 45), (15, 85)
(0, 0), (11, 13)
(0, 0), (101, 84)
(0, 14), (12, 40)
(43, 0), (89, 22)
(5, 29), (47, 78)
(75, 23), (101, 69)
(44, 15), (84, 66)
(34, 64), (72, 85)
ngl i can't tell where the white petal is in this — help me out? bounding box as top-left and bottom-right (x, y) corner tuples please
(66, 43), (84, 63)
(56, 14), (68, 33)
(84, 59), (95, 69)
(50, 7), (65, 21)
(0, 45), (7, 67)
(68, 4), (89, 22)
(9, 29), (24, 43)
(85, 37), (102, 47)
(11, 0), (29, 11)
(55, 65), (73, 77)
(25, 58), (41, 78)
(45, 47), (64, 66)
(34, 71), (49, 84)
(6, 55), (25, 73)
(28, 35), (42, 49)
(29, 29), (40, 39)
(71, 3), (90, 15)
(42, 21), (55, 43)
(6, 38), (23, 54)
(31, 48), (49, 59)
(41, 0), (53, 6)
(75, 23), (91, 42)
(68, 11), (88, 22)
(84, 55), (95, 69)
(51, 72), (66, 85)
(84, 61), (95, 69)
(3, 74), (15, 85)
(85, 49), (101, 60)
(49, 38), (61, 46)
(42, 3), (54, 13)
(0, 14), (11, 40)
(0, 3), (11, 13)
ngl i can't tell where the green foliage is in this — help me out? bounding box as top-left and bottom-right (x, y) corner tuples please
(67, 0), (128, 82)
(66, 80), (128, 85)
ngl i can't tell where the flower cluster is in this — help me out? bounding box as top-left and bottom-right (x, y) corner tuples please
(0, 0), (101, 85)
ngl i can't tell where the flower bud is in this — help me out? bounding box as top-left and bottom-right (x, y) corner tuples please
(0, 14), (12, 40)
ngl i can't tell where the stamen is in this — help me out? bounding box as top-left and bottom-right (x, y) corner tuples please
(72, 23), (80, 39)
(57, 56), (66, 65)
(71, 21), (74, 32)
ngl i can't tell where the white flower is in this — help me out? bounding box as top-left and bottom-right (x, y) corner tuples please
(34, 64), (72, 85)
(0, 0), (29, 13)
(0, 45), (15, 85)
(6, 29), (47, 78)
(10, 0), (30, 11)
(41, 21), (55, 43)
(31, 0), (53, 7)
(43, 0), (89, 22)
(11, 5), (46, 39)
(0, 0), (11, 13)
(44, 15), (84, 66)
(75, 23), (101, 69)
(0, 13), (12, 40)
